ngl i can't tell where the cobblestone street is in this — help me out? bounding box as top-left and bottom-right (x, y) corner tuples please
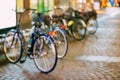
(1, 7), (120, 80)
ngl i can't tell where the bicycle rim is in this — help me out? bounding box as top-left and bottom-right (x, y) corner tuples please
(54, 29), (68, 59)
(4, 31), (22, 63)
(33, 36), (57, 73)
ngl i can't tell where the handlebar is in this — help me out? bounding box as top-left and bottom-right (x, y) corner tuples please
(25, 8), (36, 11)
(42, 9), (53, 13)
(12, 8), (37, 13)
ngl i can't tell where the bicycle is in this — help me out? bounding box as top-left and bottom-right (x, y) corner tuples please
(35, 11), (68, 59)
(53, 7), (87, 41)
(49, 23), (68, 59)
(74, 9), (98, 34)
(3, 8), (57, 73)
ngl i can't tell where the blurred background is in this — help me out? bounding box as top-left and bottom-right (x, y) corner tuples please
(0, 0), (119, 33)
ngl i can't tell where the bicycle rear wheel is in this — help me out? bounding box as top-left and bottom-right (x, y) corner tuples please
(4, 31), (22, 63)
(87, 19), (98, 34)
(53, 29), (68, 59)
(33, 35), (57, 73)
(72, 19), (86, 40)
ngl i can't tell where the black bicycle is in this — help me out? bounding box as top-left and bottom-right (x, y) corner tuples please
(3, 8), (57, 73)
(53, 7), (87, 41)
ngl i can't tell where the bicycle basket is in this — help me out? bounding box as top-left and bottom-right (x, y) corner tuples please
(19, 10), (32, 30)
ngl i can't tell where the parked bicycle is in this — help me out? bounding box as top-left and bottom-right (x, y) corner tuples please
(74, 9), (98, 34)
(50, 17), (68, 59)
(35, 11), (68, 59)
(53, 7), (87, 41)
(3, 8), (57, 73)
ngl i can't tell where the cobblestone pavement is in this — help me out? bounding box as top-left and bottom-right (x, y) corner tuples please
(1, 7), (120, 80)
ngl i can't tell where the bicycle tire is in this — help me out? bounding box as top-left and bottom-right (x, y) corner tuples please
(87, 19), (98, 34)
(72, 19), (86, 41)
(4, 31), (22, 63)
(33, 35), (57, 73)
(53, 28), (68, 59)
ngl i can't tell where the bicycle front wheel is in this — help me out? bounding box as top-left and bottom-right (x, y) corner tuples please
(33, 35), (57, 73)
(72, 19), (86, 41)
(4, 31), (22, 63)
(53, 29), (68, 59)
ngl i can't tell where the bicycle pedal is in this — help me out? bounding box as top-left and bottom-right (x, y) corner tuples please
(29, 54), (37, 59)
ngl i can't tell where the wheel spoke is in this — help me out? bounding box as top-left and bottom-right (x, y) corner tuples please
(54, 29), (68, 58)
(33, 36), (57, 73)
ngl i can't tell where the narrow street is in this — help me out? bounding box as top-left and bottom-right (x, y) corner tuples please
(1, 7), (120, 80)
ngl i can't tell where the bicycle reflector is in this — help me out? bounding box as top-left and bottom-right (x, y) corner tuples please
(68, 20), (74, 27)
(60, 24), (66, 29)
(48, 31), (55, 36)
